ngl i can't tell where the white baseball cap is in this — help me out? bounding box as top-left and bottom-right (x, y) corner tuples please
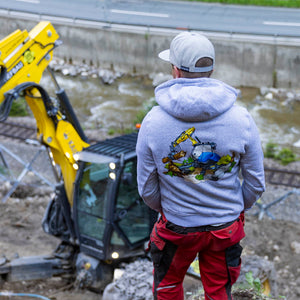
(158, 32), (215, 73)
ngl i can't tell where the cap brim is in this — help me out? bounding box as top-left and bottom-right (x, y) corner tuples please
(158, 49), (170, 62)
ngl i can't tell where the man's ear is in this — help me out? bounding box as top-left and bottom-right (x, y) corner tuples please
(172, 66), (182, 78)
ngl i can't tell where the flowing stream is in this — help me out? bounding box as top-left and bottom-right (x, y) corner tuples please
(40, 73), (300, 153)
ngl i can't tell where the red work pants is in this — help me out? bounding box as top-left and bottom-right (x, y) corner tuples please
(150, 214), (245, 300)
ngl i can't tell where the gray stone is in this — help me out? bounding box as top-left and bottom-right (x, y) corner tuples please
(237, 255), (278, 297)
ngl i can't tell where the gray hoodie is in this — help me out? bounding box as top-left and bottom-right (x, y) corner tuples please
(136, 77), (265, 227)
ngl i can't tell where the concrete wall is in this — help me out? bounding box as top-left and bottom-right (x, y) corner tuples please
(0, 15), (299, 88)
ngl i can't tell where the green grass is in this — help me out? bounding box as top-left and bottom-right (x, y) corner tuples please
(188, 0), (300, 8)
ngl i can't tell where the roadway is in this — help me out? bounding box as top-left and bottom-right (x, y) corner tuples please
(0, 0), (299, 37)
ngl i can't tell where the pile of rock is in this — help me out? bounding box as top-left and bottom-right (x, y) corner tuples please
(102, 255), (278, 300)
(102, 259), (153, 300)
(257, 86), (300, 108)
(49, 58), (123, 84)
(49, 58), (173, 87)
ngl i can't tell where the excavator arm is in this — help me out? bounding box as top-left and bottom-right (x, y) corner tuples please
(0, 21), (89, 205)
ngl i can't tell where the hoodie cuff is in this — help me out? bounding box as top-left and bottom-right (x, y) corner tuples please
(242, 181), (263, 210)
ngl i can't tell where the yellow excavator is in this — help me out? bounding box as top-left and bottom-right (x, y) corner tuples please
(0, 21), (156, 291)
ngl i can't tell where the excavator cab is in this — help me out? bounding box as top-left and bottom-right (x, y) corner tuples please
(74, 133), (156, 262)
(41, 132), (157, 290)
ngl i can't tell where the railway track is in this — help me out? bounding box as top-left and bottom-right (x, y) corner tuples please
(0, 120), (99, 143)
(0, 121), (299, 188)
(0, 121), (36, 141)
(264, 167), (300, 188)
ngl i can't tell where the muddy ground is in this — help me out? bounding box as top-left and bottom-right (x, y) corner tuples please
(0, 139), (299, 300)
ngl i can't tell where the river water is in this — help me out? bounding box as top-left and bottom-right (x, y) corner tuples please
(40, 73), (300, 153)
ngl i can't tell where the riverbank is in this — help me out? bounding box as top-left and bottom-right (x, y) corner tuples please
(46, 58), (300, 154)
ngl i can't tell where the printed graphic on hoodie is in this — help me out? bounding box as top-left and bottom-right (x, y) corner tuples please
(162, 127), (236, 183)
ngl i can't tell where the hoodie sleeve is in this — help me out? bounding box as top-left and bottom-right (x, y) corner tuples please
(240, 113), (265, 209)
(136, 115), (162, 212)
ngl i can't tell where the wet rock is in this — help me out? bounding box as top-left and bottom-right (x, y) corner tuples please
(91, 73), (98, 79)
(98, 69), (116, 84)
(260, 86), (269, 96)
(269, 87), (279, 94)
(69, 66), (78, 77)
(80, 71), (89, 80)
(286, 91), (294, 99)
(61, 68), (70, 76)
(264, 92), (273, 100)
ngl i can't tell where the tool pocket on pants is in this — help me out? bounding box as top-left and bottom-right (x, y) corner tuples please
(150, 242), (164, 269)
(150, 226), (166, 267)
(225, 242), (243, 284)
(150, 225), (178, 284)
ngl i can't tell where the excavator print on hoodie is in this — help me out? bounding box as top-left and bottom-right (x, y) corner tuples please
(162, 127), (236, 183)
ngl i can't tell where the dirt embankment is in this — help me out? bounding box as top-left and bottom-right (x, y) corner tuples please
(1, 187), (300, 300)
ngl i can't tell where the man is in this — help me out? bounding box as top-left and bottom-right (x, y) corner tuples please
(136, 31), (265, 300)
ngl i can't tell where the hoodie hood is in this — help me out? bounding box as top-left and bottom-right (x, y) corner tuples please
(155, 77), (237, 122)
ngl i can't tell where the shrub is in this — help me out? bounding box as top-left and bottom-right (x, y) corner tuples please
(275, 148), (297, 165)
(265, 142), (278, 159)
(264, 142), (298, 165)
